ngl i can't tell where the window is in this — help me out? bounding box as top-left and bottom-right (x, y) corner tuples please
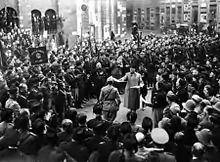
(44, 9), (57, 34)
(31, 9), (43, 34)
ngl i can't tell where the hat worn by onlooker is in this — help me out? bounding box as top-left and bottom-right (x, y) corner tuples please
(201, 99), (211, 106)
(196, 129), (214, 147)
(182, 99), (196, 112)
(151, 128), (169, 145)
(192, 94), (202, 104)
(62, 119), (72, 126)
(210, 96), (220, 105)
(170, 103), (180, 114)
(158, 117), (170, 129)
(212, 101), (220, 114)
(135, 132), (145, 143)
(192, 142), (205, 159)
(167, 91), (176, 98)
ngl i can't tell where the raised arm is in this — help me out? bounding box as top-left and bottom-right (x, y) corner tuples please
(111, 73), (128, 82)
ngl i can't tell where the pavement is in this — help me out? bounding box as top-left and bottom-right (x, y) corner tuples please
(77, 90), (153, 125)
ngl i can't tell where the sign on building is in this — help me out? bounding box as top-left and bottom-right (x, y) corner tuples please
(82, 8), (90, 34)
(184, 14), (191, 22)
(184, 4), (192, 12)
(200, 14), (207, 23)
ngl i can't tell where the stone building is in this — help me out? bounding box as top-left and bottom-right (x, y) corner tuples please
(0, 0), (127, 44)
(127, 0), (220, 30)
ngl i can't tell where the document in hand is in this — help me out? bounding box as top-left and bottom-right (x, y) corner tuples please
(130, 85), (141, 89)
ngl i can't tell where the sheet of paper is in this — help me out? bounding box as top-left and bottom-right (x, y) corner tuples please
(130, 85), (141, 89)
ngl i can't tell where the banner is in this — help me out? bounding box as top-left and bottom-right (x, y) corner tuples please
(28, 46), (48, 65)
(0, 41), (7, 69)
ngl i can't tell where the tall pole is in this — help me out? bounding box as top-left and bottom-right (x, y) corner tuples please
(81, 22), (83, 52)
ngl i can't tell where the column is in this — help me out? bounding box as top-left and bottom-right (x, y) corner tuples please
(218, 0), (220, 30)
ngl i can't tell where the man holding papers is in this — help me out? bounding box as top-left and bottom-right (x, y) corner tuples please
(112, 64), (144, 111)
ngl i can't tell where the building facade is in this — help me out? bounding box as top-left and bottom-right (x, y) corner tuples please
(0, 0), (126, 44)
(128, 0), (220, 30)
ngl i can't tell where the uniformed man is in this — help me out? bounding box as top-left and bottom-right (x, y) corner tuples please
(99, 77), (121, 122)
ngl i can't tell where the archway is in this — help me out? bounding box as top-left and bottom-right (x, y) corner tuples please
(0, 7), (19, 32)
(44, 9), (57, 33)
(31, 9), (43, 34)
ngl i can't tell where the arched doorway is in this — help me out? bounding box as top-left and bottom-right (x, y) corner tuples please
(0, 7), (19, 32)
(31, 9), (43, 35)
(44, 9), (57, 33)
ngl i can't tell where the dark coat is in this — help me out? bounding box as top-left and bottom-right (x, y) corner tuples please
(60, 141), (89, 162)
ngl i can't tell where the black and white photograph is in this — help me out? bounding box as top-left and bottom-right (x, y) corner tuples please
(0, 0), (219, 161)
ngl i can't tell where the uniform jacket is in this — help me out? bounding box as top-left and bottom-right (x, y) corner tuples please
(99, 85), (121, 112)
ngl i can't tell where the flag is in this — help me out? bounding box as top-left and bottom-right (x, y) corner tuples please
(88, 37), (93, 55)
(95, 43), (98, 56)
(28, 46), (48, 65)
(0, 41), (7, 69)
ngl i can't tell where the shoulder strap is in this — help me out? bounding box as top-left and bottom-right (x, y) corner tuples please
(18, 133), (32, 146)
(100, 88), (113, 103)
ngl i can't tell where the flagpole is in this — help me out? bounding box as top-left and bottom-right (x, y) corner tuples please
(0, 41), (3, 68)
(80, 22), (83, 52)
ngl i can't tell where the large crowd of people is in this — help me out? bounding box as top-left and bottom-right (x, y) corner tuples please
(0, 27), (219, 162)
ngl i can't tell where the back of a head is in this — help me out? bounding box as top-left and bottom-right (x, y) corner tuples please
(187, 112), (199, 129)
(123, 133), (138, 153)
(127, 111), (137, 124)
(73, 127), (86, 143)
(120, 122), (132, 136)
(46, 127), (58, 146)
(32, 118), (45, 135)
(93, 121), (106, 136)
(106, 77), (114, 85)
(17, 115), (30, 131)
(192, 142), (205, 158)
(65, 108), (77, 123)
(48, 114), (60, 129)
(174, 132), (185, 145)
(170, 115), (181, 128)
(19, 108), (30, 118)
(1, 108), (13, 122)
(76, 113), (87, 125)
(35, 109), (46, 120)
(141, 116), (153, 132)
(93, 105), (102, 115)
(62, 119), (73, 134)
(107, 125), (120, 141)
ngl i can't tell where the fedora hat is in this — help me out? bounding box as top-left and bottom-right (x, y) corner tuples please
(196, 129), (214, 147)
(192, 95), (202, 104)
(166, 91), (176, 100)
(182, 99), (196, 112)
(213, 101), (220, 114)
